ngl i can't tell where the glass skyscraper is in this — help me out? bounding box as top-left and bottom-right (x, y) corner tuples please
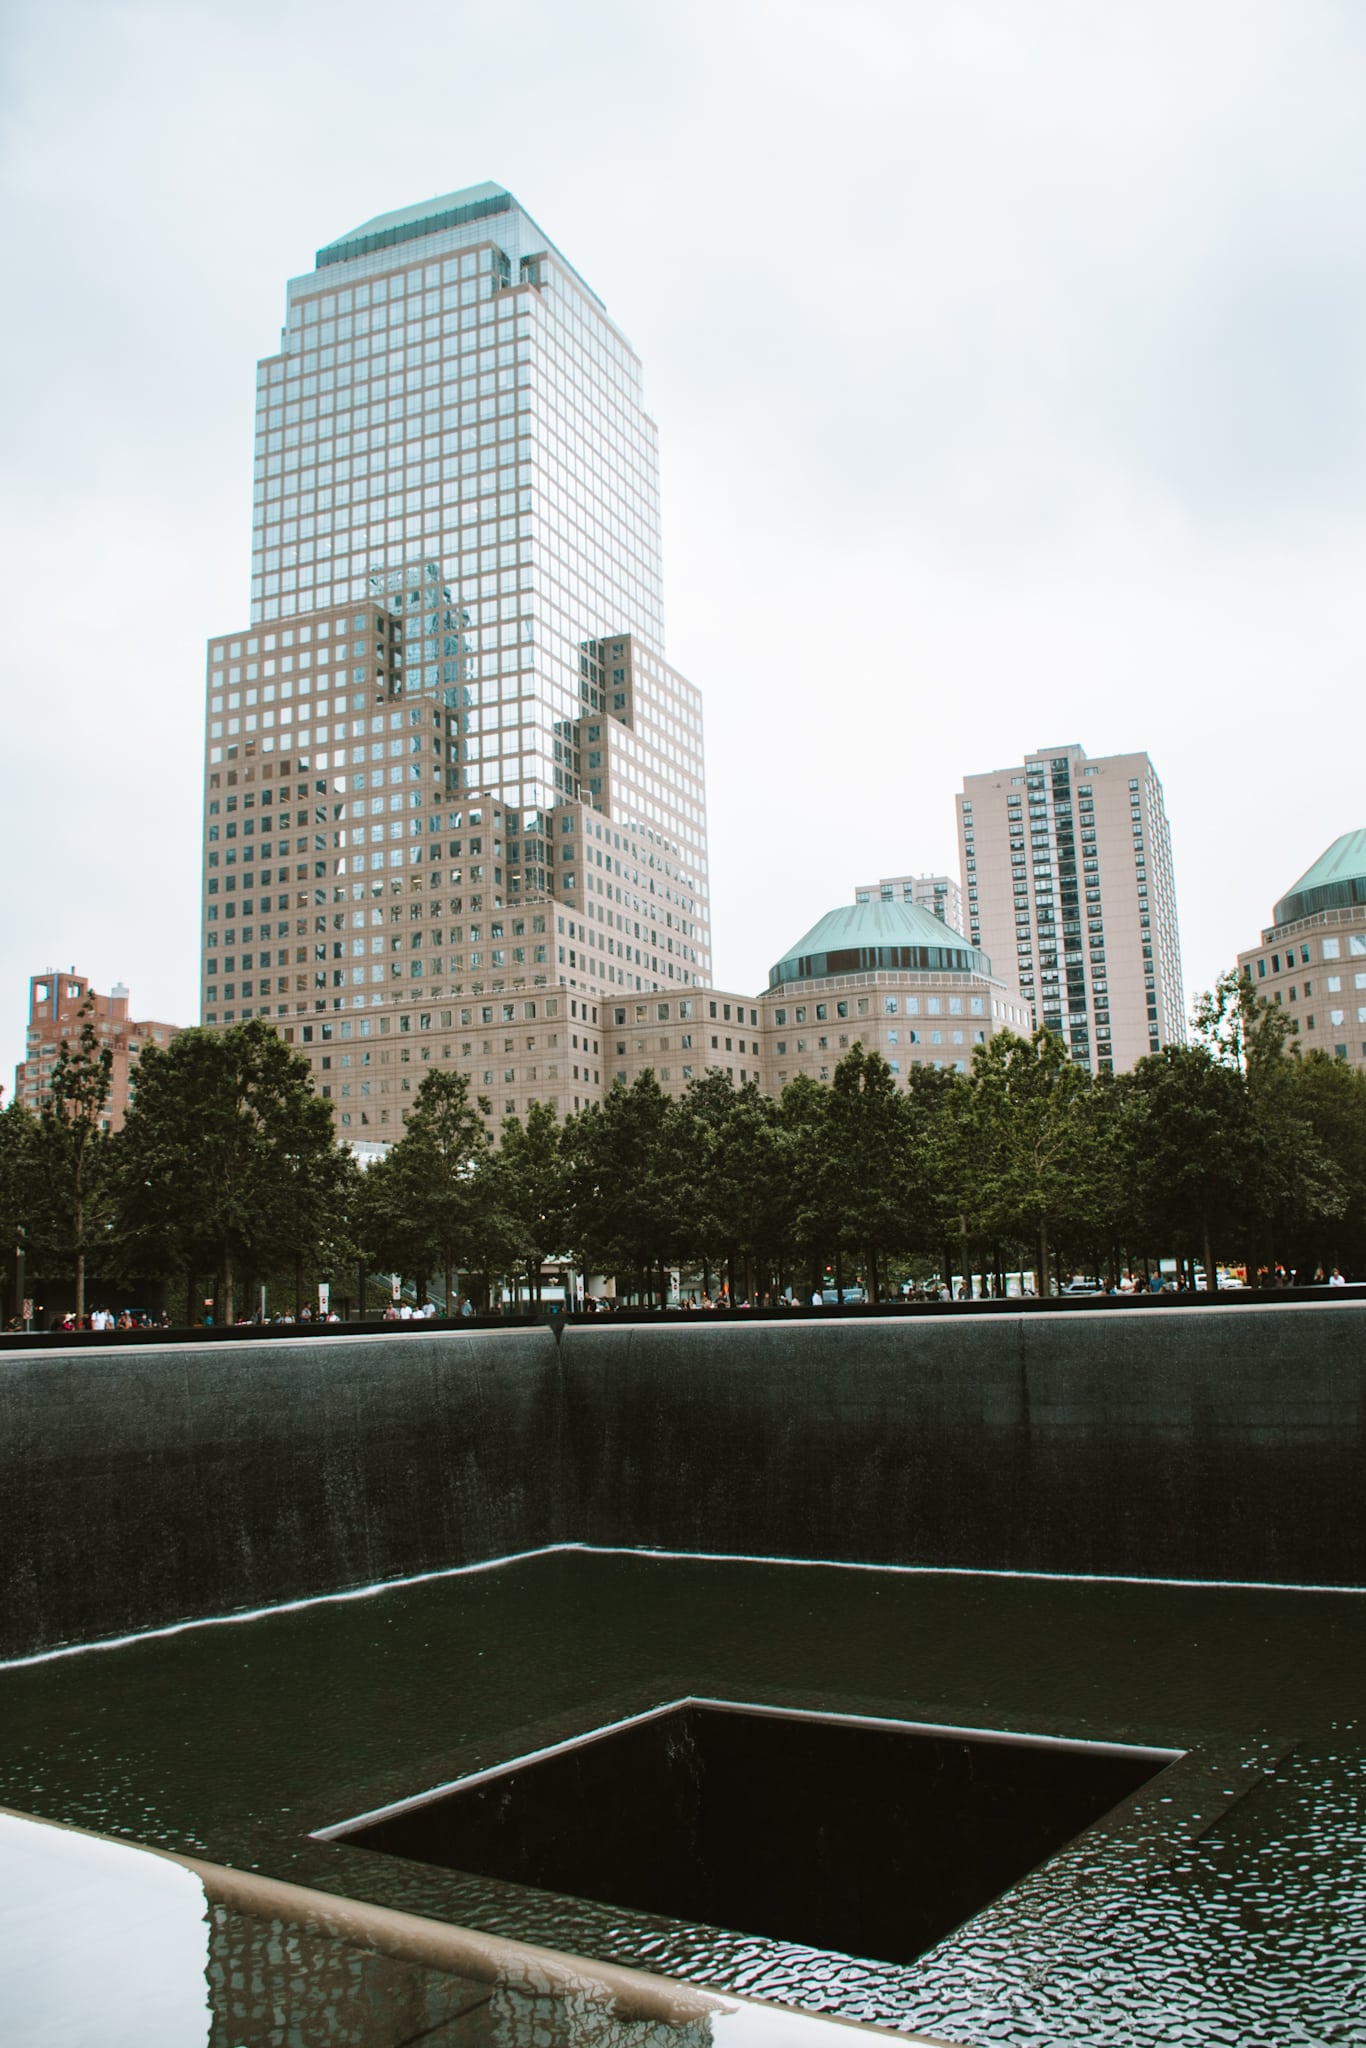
(202, 184), (712, 1134)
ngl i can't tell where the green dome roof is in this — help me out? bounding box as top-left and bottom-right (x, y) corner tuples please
(1274, 831), (1366, 926)
(769, 897), (993, 989)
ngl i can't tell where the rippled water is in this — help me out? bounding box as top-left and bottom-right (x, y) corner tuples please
(0, 1550), (1363, 2044)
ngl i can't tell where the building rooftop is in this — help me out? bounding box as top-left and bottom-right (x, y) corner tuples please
(317, 182), (513, 263)
(1273, 830), (1366, 927)
(312, 181), (610, 315)
(770, 897), (992, 988)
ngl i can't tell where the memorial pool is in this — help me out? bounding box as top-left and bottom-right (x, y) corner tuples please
(1, 1547), (1363, 2042)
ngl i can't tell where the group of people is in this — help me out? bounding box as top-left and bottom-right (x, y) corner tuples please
(1255, 1264), (1349, 1289)
(381, 1297), (474, 1320)
(9, 1264), (1353, 1336)
(20, 1308), (172, 1333)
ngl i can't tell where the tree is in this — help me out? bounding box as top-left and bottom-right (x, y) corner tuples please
(681, 1071), (793, 1301)
(0, 1099), (37, 1325)
(564, 1073), (686, 1304)
(487, 1100), (571, 1303)
(821, 1046), (914, 1301)
(112, 1020), (342, 1322)
(30, 998), (113, 1322)
(1121, 1045), (1253, 1287)
(374, 1068), (491, 1310)
(959, 1028), (1095, 1292)
(1193, 971), (1344, 1277)
(268, 1092), (362, 1317)
(1284, 1052), (1366, 1277)
(780, 1073), (842, 1294)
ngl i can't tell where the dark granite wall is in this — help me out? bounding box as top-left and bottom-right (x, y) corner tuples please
(0, 1329), (564, 1659)
(2, 1304), (1363, 1658)
(560, 1306), (1366, 1583)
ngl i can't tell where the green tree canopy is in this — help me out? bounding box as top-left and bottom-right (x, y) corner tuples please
(1121, 1044), (1253, 1286)
(564, 1073), (686, 1304)
(0, 1100), (38, 1324)
(958, 1028), (1097, 1290)
(360, 1068), (490, 1309)
(112, 1019), (342, 1321)
(486, 1099), (571, 1303)
(29, 998), (114, 1321)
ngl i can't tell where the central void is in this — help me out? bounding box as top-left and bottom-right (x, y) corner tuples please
(330, 1699), (1173, 1966)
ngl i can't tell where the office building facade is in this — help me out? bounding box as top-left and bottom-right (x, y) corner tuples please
(14, 972), (179, 1133)
(956, 744), (1184, 1072)
(1238, 831), (1366, 1069)
(609, 890), (1030, 1096)
(201, 184), (715, 1137)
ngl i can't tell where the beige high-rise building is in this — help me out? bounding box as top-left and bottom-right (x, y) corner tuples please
(200, 186), (1042, 1147)
(854, 873), (964, 936)
(1237, 831), (1366, 1069)
(202, 183), (713, 1143)
(13, 971), (179, 1132)
(956, 744), (1184, 1073)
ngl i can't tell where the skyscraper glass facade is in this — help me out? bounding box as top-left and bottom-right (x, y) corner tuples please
(203, 185), (713, 1114)
(249, 182), (686, 834)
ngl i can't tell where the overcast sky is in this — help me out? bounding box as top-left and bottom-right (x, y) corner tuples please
(3, 0), (1365, 1093)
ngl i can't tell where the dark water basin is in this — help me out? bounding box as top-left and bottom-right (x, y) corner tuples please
(0, 1548), (1363, 2043)
(331, 1699), (1172, 1968)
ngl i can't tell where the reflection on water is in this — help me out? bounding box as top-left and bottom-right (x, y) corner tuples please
(0, 1551), (1362, 2044)
(0, 1808), (935, 2048)
(0, 1811), (211, 2048)
(206, 1905), (489, 2046)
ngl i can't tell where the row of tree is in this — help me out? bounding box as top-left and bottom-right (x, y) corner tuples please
(3, 974), (1364, 1324)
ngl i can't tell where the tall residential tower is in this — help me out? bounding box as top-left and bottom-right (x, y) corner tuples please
(201, 184), (712, 1138)
(956, 744), (1184, 1073)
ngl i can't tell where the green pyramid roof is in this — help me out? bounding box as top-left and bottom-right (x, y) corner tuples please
(1274, 831), (1366, 926)
(315, 184), (516, 270)
(769, 897), (992, 989)
(322, 183), (510, 251)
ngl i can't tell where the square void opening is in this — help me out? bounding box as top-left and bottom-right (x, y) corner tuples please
(327, 1702), (1175, 1967)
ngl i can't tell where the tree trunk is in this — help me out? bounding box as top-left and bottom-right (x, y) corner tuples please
(294, 1250), (304, 1319)
(223, 1242), (235, 1324)
(185, 1267), (195, 1328)
(445, 1258), (454, 1315)
(1202, 1216), (1215, 1292)
(75, 1246), (86, 1326)
(1037, 1221), (1050, 1297)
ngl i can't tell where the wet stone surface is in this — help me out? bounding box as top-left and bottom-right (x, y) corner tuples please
(0, 1549), (1363, 2044)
